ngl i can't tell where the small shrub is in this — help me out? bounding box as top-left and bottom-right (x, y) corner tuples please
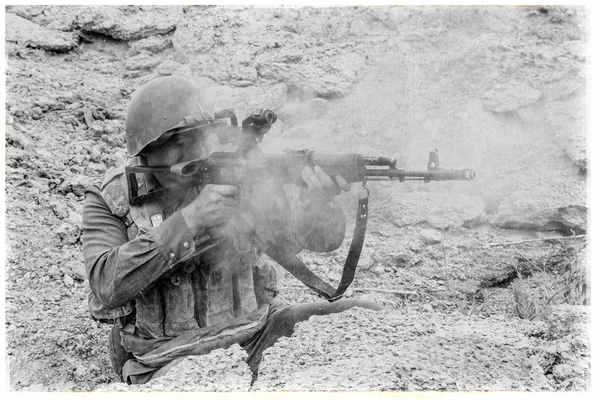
(512, 278), (543, 320)
(511, 242), (588, 320)
(445, 281), (489, 316)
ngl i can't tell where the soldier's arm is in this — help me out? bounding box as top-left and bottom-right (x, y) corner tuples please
(82, 186), (200, 309)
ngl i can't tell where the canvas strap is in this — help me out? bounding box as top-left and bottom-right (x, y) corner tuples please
(268, 186), (369, 301)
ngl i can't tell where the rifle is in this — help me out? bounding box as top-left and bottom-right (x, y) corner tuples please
(125, 108), (475, 300)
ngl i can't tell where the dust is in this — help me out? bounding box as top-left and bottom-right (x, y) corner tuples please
(4, 5), (589, 392)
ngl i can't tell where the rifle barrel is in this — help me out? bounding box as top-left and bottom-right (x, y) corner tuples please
(365, 168), (475, 181)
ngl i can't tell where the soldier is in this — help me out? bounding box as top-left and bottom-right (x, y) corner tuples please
(82, 76), (383, 384)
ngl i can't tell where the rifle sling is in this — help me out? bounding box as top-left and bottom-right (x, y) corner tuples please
(333, 193), (368, 299)
(267, 192), (369, 301)
(266, 251), (337, 299)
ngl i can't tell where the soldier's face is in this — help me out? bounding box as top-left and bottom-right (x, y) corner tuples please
(145, 127), (219, 187)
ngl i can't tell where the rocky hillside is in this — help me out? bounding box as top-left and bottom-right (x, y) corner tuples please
(4, 5), (589, 392)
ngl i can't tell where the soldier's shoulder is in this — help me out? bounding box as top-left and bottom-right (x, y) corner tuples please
(84, 164), (125, 193)
(100, 164), (127, 190)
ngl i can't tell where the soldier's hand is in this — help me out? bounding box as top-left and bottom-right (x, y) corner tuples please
(181, 184), (241, 235)
(301, 165), (351, 199)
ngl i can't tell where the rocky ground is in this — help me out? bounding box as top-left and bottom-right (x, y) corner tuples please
(4, 5), (590, 392)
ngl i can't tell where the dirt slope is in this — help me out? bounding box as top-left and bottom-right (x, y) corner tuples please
(4, 5), (589, 392)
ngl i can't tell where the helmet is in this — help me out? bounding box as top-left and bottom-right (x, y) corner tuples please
(125, 76), (222, 157)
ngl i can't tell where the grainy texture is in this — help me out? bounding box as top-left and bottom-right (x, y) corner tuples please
(254, 307), (554, 391)
(97, 346), (252, 391)
(4, 5), (589, 392)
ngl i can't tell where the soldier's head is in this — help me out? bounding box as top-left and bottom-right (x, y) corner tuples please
(125, 76), (224, 186)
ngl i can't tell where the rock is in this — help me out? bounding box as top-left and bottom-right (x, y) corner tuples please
(82, 109), (95, 127)
(229, 65), (258, 85)
(12, 102), (28, 119)
(255, 50), (365, 99)
(30, 107), (43, 120)
(482, 80), (542, 113)
(558, 377), (588, 391)
(157, 59), (183, 76)
(103, 119), (122, 136)
(129, 34), (172, 55)
(256, 62), (348, 99)
(371, 264), (385, 275)
(86, 163), (106, 175)
(6, 5), (47, 19)
(57, 174), (94, 197)
(563, 135), (587, 173)
(34, 96), (60, 110)
(63, 274), (74, 287)
(101, 148), (128, 168)
(88, 119), (121, 138)
(102, 133), (125, 148)
(5, 12), (78, 52)
(74, 5), (181, 41)
(123, 70), (148, 79)
(6, 128), (34, 150)
(552, 364), (575, 382)
(7, 5), (79, 32)
(9, 106), (27, 119)
(91, 108), (105, 121)
(63, 261), (87, 282)
(48, 265), (61, 279)
(171, 16), (215, 54)
(73, 363), (88, 379)
(67, 210), (82, 226)
(88, 147), (102, 163)
(105, 104), (127, 121)
(56, 223), (81, 245)
(125, 51), (162, 71)
(49, 201), (70, 219)
(492, 204), (587, 235)
(7, 148), (31, 169)
(30, 178), (50, 193)
(303, 98), (330, 116)
(553, 205), (587, 234)
(418, 228), (443, 245)
(88, 121), (106, 137)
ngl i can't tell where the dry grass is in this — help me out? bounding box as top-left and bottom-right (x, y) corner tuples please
(512, 278), (543, 320)
(511, 243), (588, 321)
(445, 282), (490, 316)
(439, 243), (490, 316)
